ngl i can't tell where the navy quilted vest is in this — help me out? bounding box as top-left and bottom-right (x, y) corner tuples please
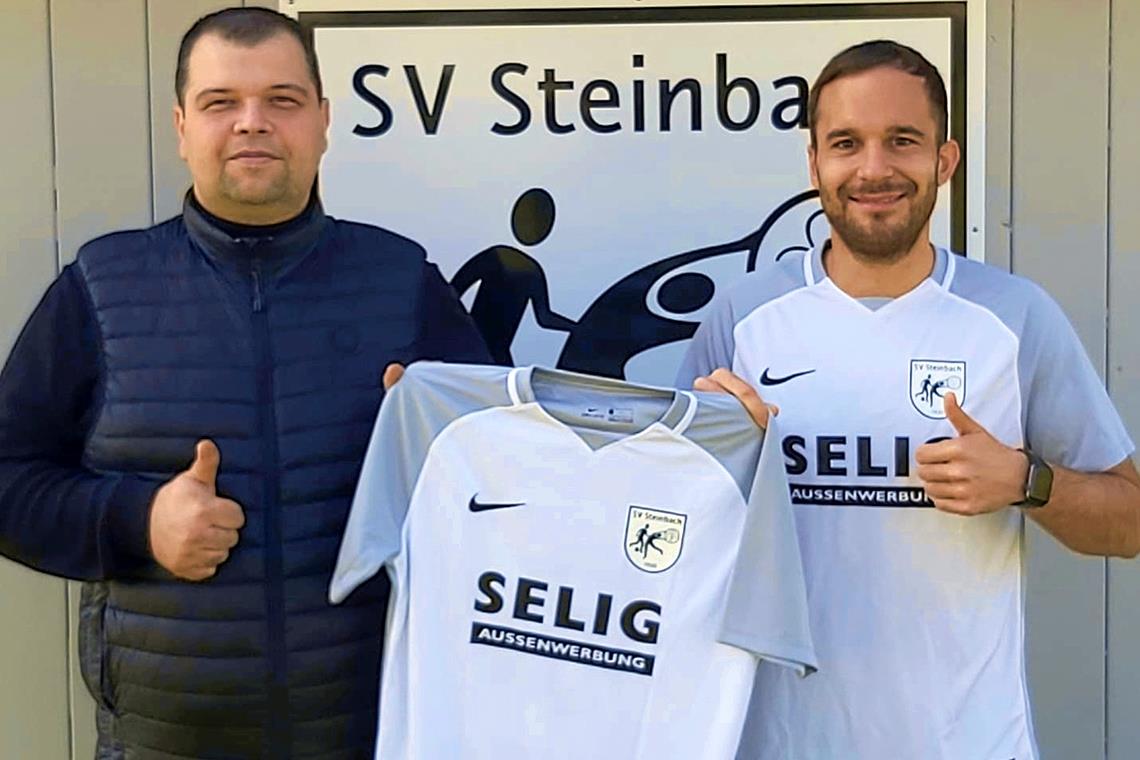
(77, 197), (432, 758)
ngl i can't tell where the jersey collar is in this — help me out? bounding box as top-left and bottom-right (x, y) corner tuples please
(805, 239), (957, 292)
(507, 366), (698, 438)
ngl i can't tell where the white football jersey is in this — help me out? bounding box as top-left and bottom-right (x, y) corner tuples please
(331, 363), (816, 760)
(679, 244), (1134, 760)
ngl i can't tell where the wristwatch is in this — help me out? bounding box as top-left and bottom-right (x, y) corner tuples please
(1015, 448), (1053, 508)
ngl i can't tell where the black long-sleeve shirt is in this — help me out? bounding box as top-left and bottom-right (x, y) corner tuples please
(0, 265), (157, 579)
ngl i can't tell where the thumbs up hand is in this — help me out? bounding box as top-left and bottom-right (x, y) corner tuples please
(914, 393), (1030, 515)
(149, 440), (245, 581)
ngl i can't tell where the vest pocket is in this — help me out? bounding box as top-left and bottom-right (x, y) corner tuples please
(79, 581), (118, 715)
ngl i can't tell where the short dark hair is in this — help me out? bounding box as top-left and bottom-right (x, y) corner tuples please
(808, 40), (948, 145)
(175, 7), (323, 106)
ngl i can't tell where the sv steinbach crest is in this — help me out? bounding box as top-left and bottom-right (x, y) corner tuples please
(910, 359), (966, 419)
(625, 506), (686, 573)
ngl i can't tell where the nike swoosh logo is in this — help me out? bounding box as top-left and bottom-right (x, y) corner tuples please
(759, 368), (816, 386)
(469, 495), (526, 513)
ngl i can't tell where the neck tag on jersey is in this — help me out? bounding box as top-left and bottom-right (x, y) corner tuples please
(581, 406), (636, 424)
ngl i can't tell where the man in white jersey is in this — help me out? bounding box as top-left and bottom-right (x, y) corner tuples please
(678, 40), (1140, 760)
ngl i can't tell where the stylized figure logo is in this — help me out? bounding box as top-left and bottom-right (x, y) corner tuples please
(556, 189), (825, 378)
(629, 523), (667, 558)
(624, 507), (686, 573)
(910, 360), (966, 419)
(451, 188), (575, 365)
(451, 189), (827, 378)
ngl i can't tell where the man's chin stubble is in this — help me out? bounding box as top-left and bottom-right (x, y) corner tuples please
(839, 219), (923, 265)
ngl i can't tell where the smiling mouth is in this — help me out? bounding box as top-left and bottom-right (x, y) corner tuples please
(848, 192), (907, 208)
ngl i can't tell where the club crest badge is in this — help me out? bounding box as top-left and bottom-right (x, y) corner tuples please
(625, 506), (686, 573)
(910, 359), (966, 419)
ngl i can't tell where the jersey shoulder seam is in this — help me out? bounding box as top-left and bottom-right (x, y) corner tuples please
(939, 286), (1022, 350)
(668, 418), (761, 505)
(729, 277), (817, 352)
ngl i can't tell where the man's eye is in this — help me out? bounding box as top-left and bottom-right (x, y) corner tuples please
(894, 137), (917, 147)
(204, 100), (232, 110)
(272, 97), (300, 106)
(832, 140), (854, 150)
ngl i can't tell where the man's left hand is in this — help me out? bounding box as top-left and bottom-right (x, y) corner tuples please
(915, 392), (1029, 515)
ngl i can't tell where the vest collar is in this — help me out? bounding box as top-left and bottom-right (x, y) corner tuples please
(183, 190), (328, 280)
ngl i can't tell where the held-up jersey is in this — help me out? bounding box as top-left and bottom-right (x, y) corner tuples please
(330, 363), (816, 760)
(678, 245), (1134, 760)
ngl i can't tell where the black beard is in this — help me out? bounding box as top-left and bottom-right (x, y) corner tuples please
(819, 178), (937, 264)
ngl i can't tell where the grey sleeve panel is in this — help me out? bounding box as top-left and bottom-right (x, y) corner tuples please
(675, 253), (808, 388)
(683, 392), (765, 503)
(716, 416), (817, 674)
(329, 362), (513, 603)
(950, 259), (1134, 471)
(675, 292), (738, 389)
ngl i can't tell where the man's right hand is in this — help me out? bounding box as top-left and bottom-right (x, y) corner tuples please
(149, 439), (245, 581)
(382, 363), (405, 390)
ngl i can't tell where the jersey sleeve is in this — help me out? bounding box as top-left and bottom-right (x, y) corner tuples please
(1020, 287), (1134, 471)
(329, 365), (455, 603)
(330, 362), (512, 603)
(717, 418), (817, 675)
(675, 292), (737, 388)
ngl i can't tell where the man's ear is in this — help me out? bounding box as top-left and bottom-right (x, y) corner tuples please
(174, 104), (188, 161)
(936, 138), (961, 186)
(807, 143), (820, 190)
(320, 97), (331, 154)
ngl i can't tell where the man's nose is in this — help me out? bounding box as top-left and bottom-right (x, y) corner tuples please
(856, 143), (893, 181)
(233, 100), (272, 134)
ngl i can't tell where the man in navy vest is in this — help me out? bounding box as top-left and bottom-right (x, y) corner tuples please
(0, 8), (489, 758)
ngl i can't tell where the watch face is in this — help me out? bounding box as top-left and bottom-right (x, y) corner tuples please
(1025, 456), (1054, 507)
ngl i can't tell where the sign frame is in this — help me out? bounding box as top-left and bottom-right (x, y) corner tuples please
(287, 0), (983, 260)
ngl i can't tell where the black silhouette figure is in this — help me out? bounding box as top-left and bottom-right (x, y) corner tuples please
(916, 375), (934, 405)
(629, 524), (664, 558)
(915, 375), (949, 407)
(451, 188), (575, 365)
(557, 189), (822, 379)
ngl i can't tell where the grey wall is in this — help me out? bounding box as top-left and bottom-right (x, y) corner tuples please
(0, 1), (1135, 758)
(1013, 1), (1112, 758)
(1107, 1), (1140, 758)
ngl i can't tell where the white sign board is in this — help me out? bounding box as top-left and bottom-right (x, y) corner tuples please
(309, 6), (967, 384)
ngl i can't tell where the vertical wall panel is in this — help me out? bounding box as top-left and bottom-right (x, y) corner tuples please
(148, 1), (242, 222)
(1107, 0), (1140, 758)
(51, 9), (154, 758)
(1, 3), (60, 350)
(50, 3), (154, 756)
(984, 0), (1012, 272)
(0, 3), (72, 760)
(52, 0), (152, 263)
(1013, 1), (1111, 758)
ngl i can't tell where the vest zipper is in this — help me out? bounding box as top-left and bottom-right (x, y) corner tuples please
(251, 259), (288, 754)
(251, 264), (263, 313)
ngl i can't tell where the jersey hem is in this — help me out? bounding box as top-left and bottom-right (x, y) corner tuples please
(718, 626), (818, 677)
